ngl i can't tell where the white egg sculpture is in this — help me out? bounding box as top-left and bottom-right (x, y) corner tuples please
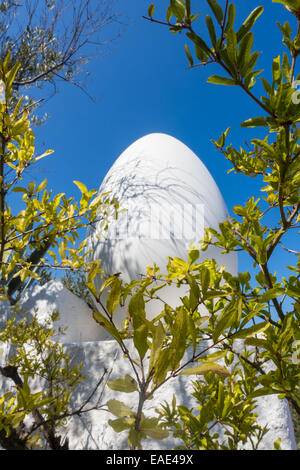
(86, 133), (237, 339)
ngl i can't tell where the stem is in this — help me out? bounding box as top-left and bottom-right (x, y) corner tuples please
(142, 15), (173, 28)
(134, 386), (146, 433)
(267, 203), (300, 260)
(259, 263), (285, 321)
(0, 138), (5, 267)
(217, 59), (275, 117)
(94, 295), (143, 389)
(144, 12), (275, 119)
(0, 101), (6, 268)
(220, 0), (229, 45)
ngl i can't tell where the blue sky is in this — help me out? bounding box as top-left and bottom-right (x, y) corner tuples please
(27, 1), (298, 284)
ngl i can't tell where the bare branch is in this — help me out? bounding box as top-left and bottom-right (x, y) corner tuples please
(0, 0), (120, 102)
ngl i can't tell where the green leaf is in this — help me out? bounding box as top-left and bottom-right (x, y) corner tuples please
(237, 32), (254, 71)
(85, 282), (98, 300)
(107, 374), (138, 393)
(272, 0), (300, 13)
(274, 438), (281, 450)
(153, 348), (173, 386)
(186, 32), (211, 56)
(212, 127), (231, 148)
(213, 304), (236, 341)
(140, 417), (169, 439)
(5, 62), (21, 97)
(27, 181), (36, 193)
(260, 78), (273, 97)
(186, 0), (191, 17)
(36, 179), (48, 193)
(170, 257), (189, 272)
(92, 310), (123, 346)
(106, 278), (122, 316)
(205, 15), (217, 46)
(99, 276), (119, 295)
(188, 248), (199, 265)
(107, 399), (133, 418)
(225, 27), (237, 66)
(12, 187), (28, 194)
(148, 321), (166, 374)
(243, 51), (260, 77)
(33, 149), (54, 163)
(251, 138), (277, 156)
(207, 0), (223, 25)
(231, 321), (270, 339)
(170, 0), (185, 20)
(186, 273), (200, 311)
(184, 44), (194, 67)
(249, 387), (277, 399)
(73, 180), (88, 195)
(171, 306), (188, 368)
(272, 55), (281, 83)
(187, 315), (197, 353)
(282, 52), (291, 81)
(180, 362), (230, 377)
(233, 205), (247, 216)
(134, 323), (149, 360)
(216, 380), (225, 417)
(260, 287), (284, 302)
(236, 7), (264, 43)
(200, 267), (210, 297)
(128, 428), (142, 449)
(241, 116), (267, 128)
(166, 5), (173, 22)
(207, 75), (237, 86)
(225, 3), (236, 33)
(108, 417), (132, 433)
(128, 291), (146, 326)
(198, 350), (227, 362)
(148, 4), (155, 18)
(245, 337), (273, 350)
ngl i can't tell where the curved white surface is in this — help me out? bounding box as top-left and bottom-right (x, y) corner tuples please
(1, 281), (295, 450)
(13, 280), (105, 343)
(86, 133), (238, 336)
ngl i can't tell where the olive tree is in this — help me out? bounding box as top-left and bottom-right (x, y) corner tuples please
(0, 55), (119, 449)
(0, 0), (120, 122)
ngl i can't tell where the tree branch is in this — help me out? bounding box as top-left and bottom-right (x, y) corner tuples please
(0, 365), (68, 450)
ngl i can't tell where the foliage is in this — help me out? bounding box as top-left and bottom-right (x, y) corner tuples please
(0, 312), (82, 449)
(0, 311), (108, 449)
(0, 54), (119, 449)
(88, 254), (282, 450)
(1, 0), (300, 451)
(0, 53), (120, 306)
(0, 0), (119, 123)
(157, 367), (269, 450)
(86, 0), (300, 450)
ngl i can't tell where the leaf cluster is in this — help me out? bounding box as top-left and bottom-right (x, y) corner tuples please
(0, 312), (84, 449)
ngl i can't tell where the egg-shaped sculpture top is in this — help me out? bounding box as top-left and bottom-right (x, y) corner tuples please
(86, 133), (237, 335)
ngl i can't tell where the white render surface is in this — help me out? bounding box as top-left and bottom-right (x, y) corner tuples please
(10, 280), (105, 343)
(0, 280), (296, 450)
(0, 134), (296, 450)
(86, 134), (238, 334)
